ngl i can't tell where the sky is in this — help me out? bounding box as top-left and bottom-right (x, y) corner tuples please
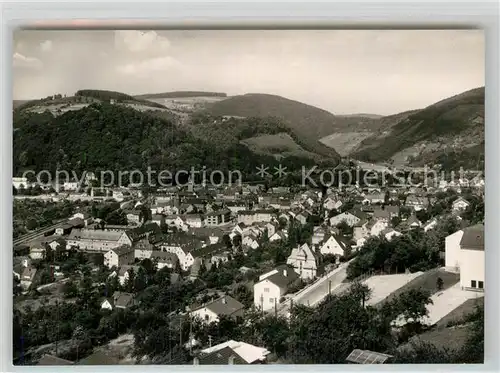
(13, 29), (484, 115)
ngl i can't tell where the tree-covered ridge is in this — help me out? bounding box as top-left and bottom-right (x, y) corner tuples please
(188, 113), (340, 162)
(75, 89), (166, 109)
(75, 89), (136, 102)
(135, 91), (227, 99)
(13, 103), (331, 181)
(351, 87), (485, 164)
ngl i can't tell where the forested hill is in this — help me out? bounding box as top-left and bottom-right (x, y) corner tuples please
(13, 103), (332, 181)
(350, 87), (485, 168)
(135, 91), (227, 99)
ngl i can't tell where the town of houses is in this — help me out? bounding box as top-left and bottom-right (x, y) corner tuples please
(12, 174), (485, 365)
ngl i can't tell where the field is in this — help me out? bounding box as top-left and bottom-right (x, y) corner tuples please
(145, 96), (229, 113)
(436, 296), (484, 328)
(241, 133), (319, 159)
(381, 268), (460, 306)
(319, 131), (373, 156)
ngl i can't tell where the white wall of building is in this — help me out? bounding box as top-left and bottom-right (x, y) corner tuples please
(190, 307), (220, 324)
(445, 230), (464, 272)
(460, 249), (485, 290)
(254, 279), (283, 311)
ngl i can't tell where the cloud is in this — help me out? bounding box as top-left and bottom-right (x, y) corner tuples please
(39, 40), (53, 52)
(116, 56), (179, 76)
(115, 30), (170, 53)
(13, 52), (42, 70)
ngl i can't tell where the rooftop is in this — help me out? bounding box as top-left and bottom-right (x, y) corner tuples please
(460, 224), (484, 251)
(346, 349), (393, 364)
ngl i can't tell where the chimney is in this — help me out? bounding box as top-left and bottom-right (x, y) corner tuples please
(228, 355), (235, 365)
(283, 269), (287, 277)
(193, 357), (199, 365)
(222, 297), (227, 304)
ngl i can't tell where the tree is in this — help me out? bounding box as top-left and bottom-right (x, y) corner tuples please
(336, 220), (353, 237)
(254, 315), (290, 358)
(349, 281), (372, 308)
(393, 289), (433, 324)
(436, 277), (444, 291)
(134, 267), (148, 293)
(232, 234), (242, 248)
(63, 279), (79, 298)
(124, 268), (136, 293)
(154, 267), (171, 287)
(26, 218), (38, 230)
(222, 234), (233, 249)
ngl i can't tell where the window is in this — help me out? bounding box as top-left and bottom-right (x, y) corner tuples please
(204, 314), (209, 321)
(269, 298), (274, 304)
(478, 281), (484, 289)
(264, 288), (269, 293)
(471, 280), (477, 288)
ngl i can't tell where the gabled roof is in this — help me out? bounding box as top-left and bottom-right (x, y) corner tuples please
(200, 340), (270, 364)
(112, 291), (135, 308)
(406, 215), (422, 226)
(192, 295), (244, 317)
(453, 196), (471, 206)
(322, 234), (351, 251)
(263, 264), (299, 289)
(197, 346), (247, 365)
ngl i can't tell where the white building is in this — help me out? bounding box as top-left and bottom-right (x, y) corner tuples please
(329, 212), (361, 228)
(445, 230), (465, 272)
(104, 245), (135, 269)
(67, 229), (132, 252)
(452, 197), (471, 212)
(253, 265), (299, 311)
(63, 181), (80, 191)
(13, 177), (30, 190)
(190, 295), (245, 325)
(286, 243), (318, 281)
(445, 225), (484, 291)
(319, 234), (351, 257)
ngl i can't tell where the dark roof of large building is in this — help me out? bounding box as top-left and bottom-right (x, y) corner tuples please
(151, 250), (179, 263)
(460, 224), (484, 251)
(111, 291), (135, 308)
(206, 208), (231, 217)
(192, 243), (227, 259)
(109, 245), (134, 256)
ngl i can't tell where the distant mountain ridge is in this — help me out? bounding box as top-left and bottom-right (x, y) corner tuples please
(135, 91), (227, 99)
(203, 93), (388, 160)
(350, 87), (485, 169)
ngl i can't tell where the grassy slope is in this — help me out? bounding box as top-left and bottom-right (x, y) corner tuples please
(241, 133), (320, 160)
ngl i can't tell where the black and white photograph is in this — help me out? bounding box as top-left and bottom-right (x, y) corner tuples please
(12, 29), (485, 366)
